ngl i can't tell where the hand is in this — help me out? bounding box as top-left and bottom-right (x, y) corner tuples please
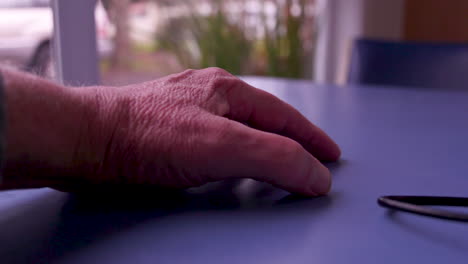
(2, 68), (340, 196)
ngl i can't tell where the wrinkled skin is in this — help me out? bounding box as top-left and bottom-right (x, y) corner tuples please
(3, 67), (340, 196)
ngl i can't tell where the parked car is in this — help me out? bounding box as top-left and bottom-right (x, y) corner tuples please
(0, 0), (114, 77)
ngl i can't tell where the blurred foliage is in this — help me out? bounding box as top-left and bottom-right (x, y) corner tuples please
(158, 10), (251, 75)
(263, 1), (305, 78)
(155, 0), (316, 79)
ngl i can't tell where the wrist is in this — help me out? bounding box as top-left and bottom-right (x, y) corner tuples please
(0, 69), (91, 189)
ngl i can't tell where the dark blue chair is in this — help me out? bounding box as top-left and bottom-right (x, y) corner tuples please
(347, 39), (468, 90)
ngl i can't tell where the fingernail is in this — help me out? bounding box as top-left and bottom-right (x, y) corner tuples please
(310, 164), (331, 195)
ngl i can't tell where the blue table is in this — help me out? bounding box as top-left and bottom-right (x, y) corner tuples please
(1, 78), (468, 264)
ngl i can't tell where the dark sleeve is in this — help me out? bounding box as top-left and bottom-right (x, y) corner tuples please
(0, 71), (5, 183)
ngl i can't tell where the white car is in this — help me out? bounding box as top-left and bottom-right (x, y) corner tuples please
(0, 0), (114, 76)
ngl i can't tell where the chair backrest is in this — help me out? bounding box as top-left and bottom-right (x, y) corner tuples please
(347, 39), (468, 90)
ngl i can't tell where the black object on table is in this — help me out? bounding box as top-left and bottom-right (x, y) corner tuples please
(378, 196), (468, 222)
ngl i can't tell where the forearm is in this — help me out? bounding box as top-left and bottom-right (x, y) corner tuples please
(0, 68), (90, 189)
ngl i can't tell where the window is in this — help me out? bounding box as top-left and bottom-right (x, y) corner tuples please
(0, 0), (53, 77)
(99, 0), (319, 86)
(0, 0), (50, 8)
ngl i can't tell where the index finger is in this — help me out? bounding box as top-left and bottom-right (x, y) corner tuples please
(225, 80), (341, 162)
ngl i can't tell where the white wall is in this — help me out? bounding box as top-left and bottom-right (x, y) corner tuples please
(314, 0), (405, 84)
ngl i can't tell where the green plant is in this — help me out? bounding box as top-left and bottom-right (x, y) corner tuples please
(194, 12), (251, 74)
(155, 0), (316, 79)
(157, 5), (251, 75)
(262, 0), (314, 78)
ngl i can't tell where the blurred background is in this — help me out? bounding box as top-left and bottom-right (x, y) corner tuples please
(99, 0), (319, 85)
(0, 0), (319, 85)
(1, 0), (467, 86)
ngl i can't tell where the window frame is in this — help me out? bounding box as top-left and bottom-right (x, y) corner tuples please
(51, 0), (99, 86)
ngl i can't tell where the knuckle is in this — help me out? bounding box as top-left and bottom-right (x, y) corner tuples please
(200, 70), (239, 110)
(206, 76), (231, 96)
(164, 69), (196, 84)
(204, 70), (242, 96)
(212, 119), (235, 141)
(204, 121), (244, 153)
(280, 139), (305, 162)
(280, 140), (313, 180)
(180, 68), (196, 75)
(204, 67), (231, 77)
(268, 138), (307, 174)
(204, 68), (236, 90)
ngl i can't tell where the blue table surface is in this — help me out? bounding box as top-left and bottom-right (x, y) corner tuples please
(1, 77), (468, 264)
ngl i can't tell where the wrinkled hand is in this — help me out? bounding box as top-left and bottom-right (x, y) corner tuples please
(73, 68), (341, 196)
(2, 67), (340, 196)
